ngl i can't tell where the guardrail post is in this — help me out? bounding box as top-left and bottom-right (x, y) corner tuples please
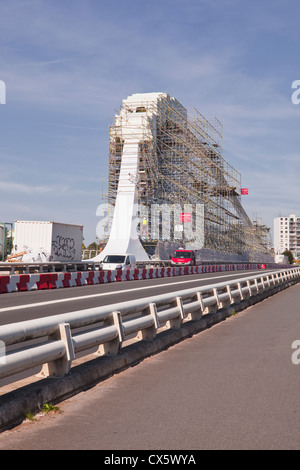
(245, 281), (251, 298)
(213, 288), (220, 309)
(166, 297), (184, 329)
(245, 281), (250, 296)
(219, 285), (232, 308)
(186, 292), (204, 320)
(269, 274), (275, 287)
(237, 282), (244, 300)
(226, 285), (233, 306)
(39, 322), (74, 377)
(205, 289), (219, 313)
(97, 311), (123, 356)
(137, 303), (159, 340)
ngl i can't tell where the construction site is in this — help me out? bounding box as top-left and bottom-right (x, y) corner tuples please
(103, 92), (273, 262)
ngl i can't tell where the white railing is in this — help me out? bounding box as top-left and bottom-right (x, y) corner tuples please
(0, 268), (299, 382)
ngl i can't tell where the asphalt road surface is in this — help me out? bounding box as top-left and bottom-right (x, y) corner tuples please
(0, 268), (276, 388)
(0, 280), (299, 450)
(0, 268), (277, 325)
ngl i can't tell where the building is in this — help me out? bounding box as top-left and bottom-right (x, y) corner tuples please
(274, 214), (300, 260)
(101, 92), (273, 262)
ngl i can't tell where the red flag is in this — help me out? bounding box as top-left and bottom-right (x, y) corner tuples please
(241, 188), (248, 195)
(180, 213), (191, 223)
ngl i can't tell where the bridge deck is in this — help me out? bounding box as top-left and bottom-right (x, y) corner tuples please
(0, 283), (299, 449)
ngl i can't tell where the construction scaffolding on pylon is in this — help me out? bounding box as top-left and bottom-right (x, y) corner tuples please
(103, 92), (272, 261)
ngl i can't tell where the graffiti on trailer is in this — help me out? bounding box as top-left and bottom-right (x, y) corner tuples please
(52, 235), (76, 260)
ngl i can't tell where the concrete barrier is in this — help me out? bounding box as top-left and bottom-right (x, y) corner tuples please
(0, 263), (284, 293)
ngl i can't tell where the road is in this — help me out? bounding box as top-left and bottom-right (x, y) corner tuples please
(0, 268), (275, 325)
(0, 268), (270, 388)
(0, 269), (299, 450)
(0, 282), (299, 450)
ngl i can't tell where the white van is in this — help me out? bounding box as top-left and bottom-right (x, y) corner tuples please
(101, 254), (136, 271)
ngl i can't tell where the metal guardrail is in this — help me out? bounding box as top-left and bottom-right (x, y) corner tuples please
(0, 267), (299, 382)
(0, 260), (165, 274)
(0, 260), (279, 274)
(0, 260), (103, 274)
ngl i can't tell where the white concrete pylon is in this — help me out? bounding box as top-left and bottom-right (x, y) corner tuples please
(91, 92), (174, 263)
(92, 137), (149, 262)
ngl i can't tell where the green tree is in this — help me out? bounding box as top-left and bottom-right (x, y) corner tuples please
(282, 249), (294, 264)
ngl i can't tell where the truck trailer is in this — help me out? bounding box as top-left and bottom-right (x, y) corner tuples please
(13, 220), (83, 262)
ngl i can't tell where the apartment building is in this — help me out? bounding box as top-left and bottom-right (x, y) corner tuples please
(274, 214), (300, 259)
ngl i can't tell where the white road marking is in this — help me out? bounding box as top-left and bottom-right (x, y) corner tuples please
(0, 270), (263, 313)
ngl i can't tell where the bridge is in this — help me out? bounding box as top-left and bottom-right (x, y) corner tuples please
(0, 265), (299, 445)
(94, 92), (274, 264)
(0, 270), (299, 450)
(0, 92), (298, 449)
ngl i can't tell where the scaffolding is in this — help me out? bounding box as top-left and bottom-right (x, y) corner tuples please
(104, 93), (272, 260)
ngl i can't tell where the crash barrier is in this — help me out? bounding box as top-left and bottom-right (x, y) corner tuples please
(0, 260), (282, 276)
(0, 267), (299, 383)
(0, 260), (103, 275)
(0, 263), (287, 294)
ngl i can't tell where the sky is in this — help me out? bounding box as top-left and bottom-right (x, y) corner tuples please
(0, 0), (299, 246)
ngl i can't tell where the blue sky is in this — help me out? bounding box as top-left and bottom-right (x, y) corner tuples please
(0, 0), (299, 246)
